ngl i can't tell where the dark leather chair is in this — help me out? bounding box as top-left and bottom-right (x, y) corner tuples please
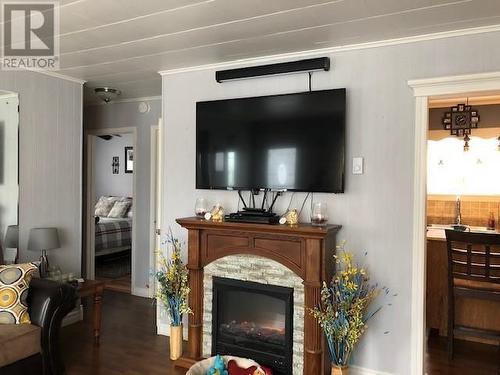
(0, 278), (76, 375)
(445, 229), (500, 359)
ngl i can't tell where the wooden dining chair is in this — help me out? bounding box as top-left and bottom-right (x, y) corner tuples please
(445, 229), (500, 360)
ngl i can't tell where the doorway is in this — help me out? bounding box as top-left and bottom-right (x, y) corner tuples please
(408, 72), (500, 375)
(85, 127), (137, 294)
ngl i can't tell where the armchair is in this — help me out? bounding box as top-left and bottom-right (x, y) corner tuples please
(0, 278), (76, 375)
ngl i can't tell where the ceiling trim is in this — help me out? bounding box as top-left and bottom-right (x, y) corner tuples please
(408, 71), (500, 97)
(33, 69), (86, 85)
(158, 23), (500, 76)
(85, 95), (162, 106)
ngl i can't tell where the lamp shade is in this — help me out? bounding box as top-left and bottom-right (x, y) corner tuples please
(28, 228), (60, 251)
(4, 225), (18, 248)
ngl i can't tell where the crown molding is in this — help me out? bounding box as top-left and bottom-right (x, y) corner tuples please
(159, 24), (500, 77)
(408, 71), (500, 97)
(31, 69), (86, 85)
(85, 95), (162, 106)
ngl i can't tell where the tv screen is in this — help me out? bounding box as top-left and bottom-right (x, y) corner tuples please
(196, 89), (345, 193)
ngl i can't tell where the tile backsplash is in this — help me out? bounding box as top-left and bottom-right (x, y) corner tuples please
(427, 197), (500, 228)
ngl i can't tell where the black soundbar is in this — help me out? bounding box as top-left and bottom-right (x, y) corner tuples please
(216, 57), (330, 83)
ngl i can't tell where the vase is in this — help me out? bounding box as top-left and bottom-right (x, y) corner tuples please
(331, 364), (349, 375)
(169, 325), (183, 360)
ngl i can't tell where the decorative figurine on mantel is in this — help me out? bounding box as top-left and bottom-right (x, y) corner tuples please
(280, 208), (299, 225)
(204, 203), (224, 222)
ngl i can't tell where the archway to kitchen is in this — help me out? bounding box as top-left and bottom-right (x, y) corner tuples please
(409, 72), (500, 375)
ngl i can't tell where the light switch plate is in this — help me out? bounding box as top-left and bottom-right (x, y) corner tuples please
(352, 157), (364, 175)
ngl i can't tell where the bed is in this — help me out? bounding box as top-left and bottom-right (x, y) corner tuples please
(95, 217), (132, 257)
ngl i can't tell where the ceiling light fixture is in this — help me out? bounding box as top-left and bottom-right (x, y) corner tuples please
(94, 87), (121, 103)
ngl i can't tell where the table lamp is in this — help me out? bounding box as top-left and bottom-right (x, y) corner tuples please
(28, 227), (60, 278)
(3, 225), (19, 264)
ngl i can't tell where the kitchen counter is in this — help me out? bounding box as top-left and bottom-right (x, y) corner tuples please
(427, 225), (499, 242)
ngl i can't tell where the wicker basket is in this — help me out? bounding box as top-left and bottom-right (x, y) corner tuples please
(186, 356), (261, 375)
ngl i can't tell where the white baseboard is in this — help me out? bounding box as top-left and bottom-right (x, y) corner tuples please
(133, 286), (151, 298)
(349, 365), (394, 375)
(157, 322), (189, 338)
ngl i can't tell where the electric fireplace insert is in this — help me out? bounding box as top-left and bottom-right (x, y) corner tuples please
(211, 277), (293, 375)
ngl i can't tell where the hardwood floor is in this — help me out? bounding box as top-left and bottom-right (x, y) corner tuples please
(61, 291), (499, 375)
(61, 290), (184, 375)
(96, 274), (132, 294)
(425, 334), (499, 375)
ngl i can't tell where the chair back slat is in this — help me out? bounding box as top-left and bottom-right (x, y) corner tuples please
(485, 245), (490, 278)
(445, 229), (500, 285)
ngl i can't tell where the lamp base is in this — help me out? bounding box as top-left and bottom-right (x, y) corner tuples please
(39, 250), (49, 278)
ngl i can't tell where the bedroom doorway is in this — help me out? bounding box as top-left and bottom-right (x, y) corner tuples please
(85, 127), (137, 294)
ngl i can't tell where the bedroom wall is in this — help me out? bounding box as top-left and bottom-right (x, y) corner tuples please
(0, 70), (83, 275)
(84, 98), (161, 296)
(160, 31), (500, 374)
(94, 133), (134, 200)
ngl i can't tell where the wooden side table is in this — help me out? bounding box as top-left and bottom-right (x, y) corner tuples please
(76, 280), (105, 345)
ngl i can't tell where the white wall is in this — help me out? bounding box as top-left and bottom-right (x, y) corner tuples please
(0, 70), (83, 275)
(0, 94), (19, 244)
(84, 99), (161, 294)
(161, 31), (500, 374)
(94, 134), (133, 200)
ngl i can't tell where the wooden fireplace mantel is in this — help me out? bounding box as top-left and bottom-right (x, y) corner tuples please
(175, 217), (341, 375)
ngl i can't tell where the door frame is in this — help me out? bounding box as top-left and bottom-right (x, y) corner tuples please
(149, 119), (162, 298)
(407, 71), (500, 375)
(85, 127), (138, 295)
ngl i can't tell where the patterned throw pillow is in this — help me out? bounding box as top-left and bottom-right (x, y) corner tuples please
(94, 196), (118, 217)
(107, 200), (132, 218)
(0, 263), (38, 324)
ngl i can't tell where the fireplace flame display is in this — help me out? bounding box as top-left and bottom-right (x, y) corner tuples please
(220, 320), (286, 346)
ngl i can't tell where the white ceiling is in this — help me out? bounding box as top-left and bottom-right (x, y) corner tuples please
(50, 0), (500, 103)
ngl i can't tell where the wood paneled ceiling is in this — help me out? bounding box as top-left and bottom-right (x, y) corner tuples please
(51, 0), (500, 102)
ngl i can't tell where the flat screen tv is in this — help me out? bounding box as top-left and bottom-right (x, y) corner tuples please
(196, 89), (345, 193)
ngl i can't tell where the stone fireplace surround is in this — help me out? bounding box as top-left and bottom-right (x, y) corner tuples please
(203, 254), (304, 374)
(176, 217), (340, 375)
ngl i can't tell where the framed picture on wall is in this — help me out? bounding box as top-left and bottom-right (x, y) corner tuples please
(112, 156), (119, 174)
(125, 146), (133, 173)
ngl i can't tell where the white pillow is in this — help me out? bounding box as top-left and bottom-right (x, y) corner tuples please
(94, 196), (118, 217)
(108, 200), (132, 218)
